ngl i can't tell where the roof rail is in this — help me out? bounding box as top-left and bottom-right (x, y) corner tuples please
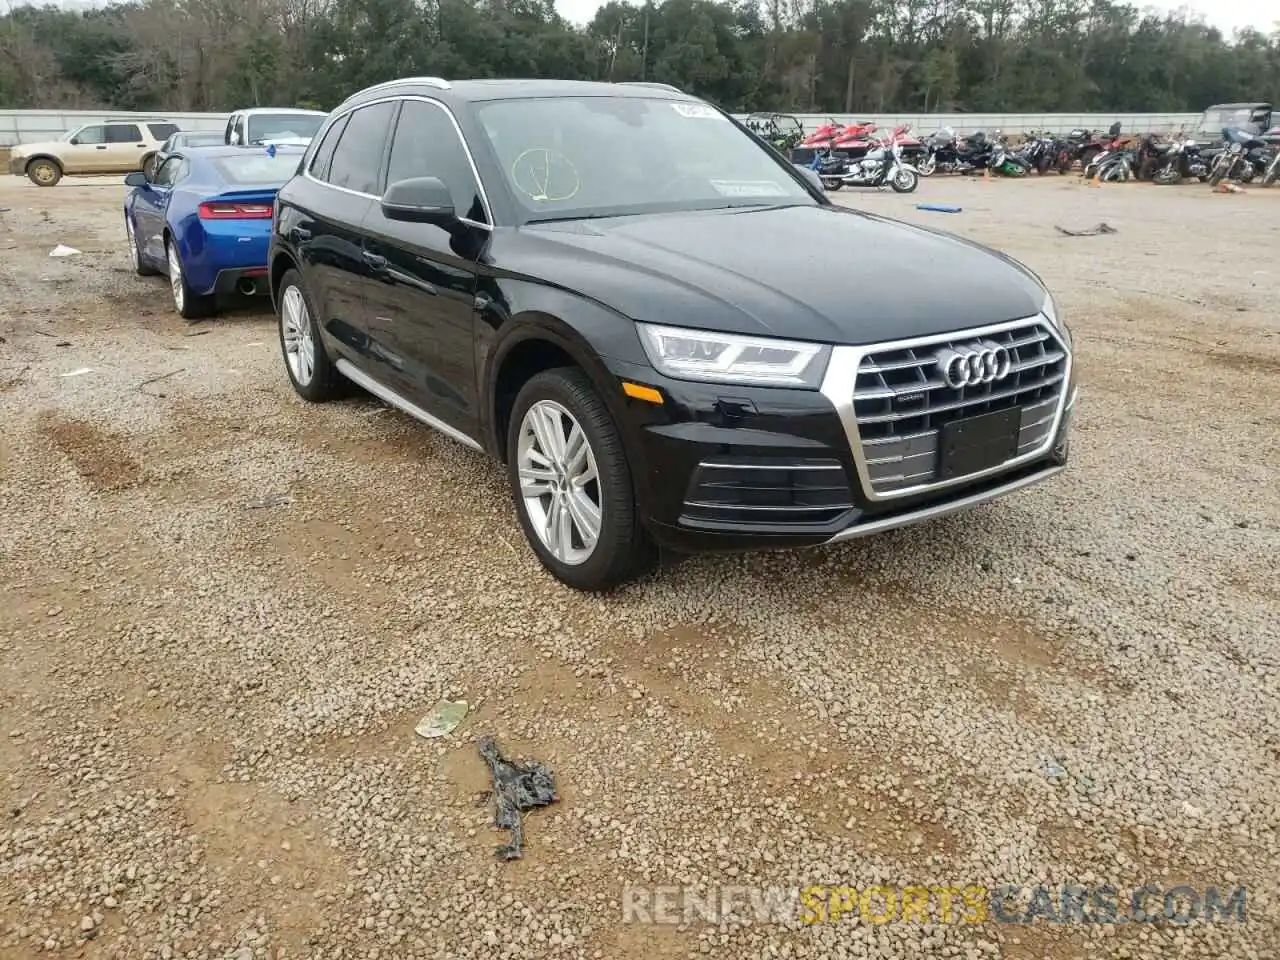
(348, 76), (451, 101)
(617, 81), (683, 94)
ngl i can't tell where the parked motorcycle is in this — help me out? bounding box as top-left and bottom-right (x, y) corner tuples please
(1208, 127), (1274, 185)
(821, 136), (919, 193)
(1143, 135), (1207, 184)
(1261, 148), (1280, 187)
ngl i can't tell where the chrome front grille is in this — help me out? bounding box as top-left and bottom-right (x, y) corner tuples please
(843, 319), (1069, 497)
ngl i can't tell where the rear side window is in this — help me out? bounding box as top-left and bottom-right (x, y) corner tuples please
(106, 124), (142, 143)
(386, 99), (487, 223)
(327, 103), (396, 195)
(309, 115), (349, 181)
(148, 123), (179, 140)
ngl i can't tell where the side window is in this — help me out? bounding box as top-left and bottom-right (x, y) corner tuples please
(327, 102), (396, 195)
(386, 99), (487, 223)
(147, 123), (179, 140)
(153, 156), (186, 186)
(308, 114), (349, 182)
(107, 124), (142, 143)
(74, 125), (107, 145)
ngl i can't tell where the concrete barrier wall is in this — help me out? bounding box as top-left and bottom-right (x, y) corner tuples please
(0, 107), (1204, 147)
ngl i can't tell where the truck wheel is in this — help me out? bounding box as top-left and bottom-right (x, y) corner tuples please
(507, 368), (655, 591)
(27, 158), (62, 187)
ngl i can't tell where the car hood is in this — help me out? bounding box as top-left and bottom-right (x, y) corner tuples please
(10, 140), (62, 157)
(500, 205), (1047, 345)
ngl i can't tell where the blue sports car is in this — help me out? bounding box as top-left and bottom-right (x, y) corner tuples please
(123, 145), (306, 319)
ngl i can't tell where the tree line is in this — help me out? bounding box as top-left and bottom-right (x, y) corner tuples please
(1, 0), (1277, 117)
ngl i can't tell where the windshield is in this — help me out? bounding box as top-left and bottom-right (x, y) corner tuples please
(473, 96), (815, 223)
(246, 114), (324, 144)
(213, 153), (303, 185)
(1197, 108), (1259, 134)
(184, 133), (225, 147)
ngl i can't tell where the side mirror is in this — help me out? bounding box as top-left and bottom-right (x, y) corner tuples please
(381, 176), (455, 225)
(124, 171), (148, 187)
(70, 137), (81, 146)
(796, 166), (824, 193)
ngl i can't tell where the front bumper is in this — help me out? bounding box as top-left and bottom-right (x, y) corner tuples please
(613, 319), (1077, 554)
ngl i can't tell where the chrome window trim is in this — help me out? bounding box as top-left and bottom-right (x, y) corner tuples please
(818, 315), (1072, 503)
(302, 94), (494, 231)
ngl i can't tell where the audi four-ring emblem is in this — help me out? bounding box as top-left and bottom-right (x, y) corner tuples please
(935, 341), (1012, 389)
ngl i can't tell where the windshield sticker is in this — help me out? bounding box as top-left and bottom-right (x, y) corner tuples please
(709, 179), (789, 198)
(671, 103), (723, 120)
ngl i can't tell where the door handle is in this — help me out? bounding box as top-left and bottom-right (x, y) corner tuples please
(95, 145), (108, 150)
(362, 250), (388, 270)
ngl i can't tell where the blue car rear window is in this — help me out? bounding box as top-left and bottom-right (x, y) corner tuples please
(213, 154), (301, 185)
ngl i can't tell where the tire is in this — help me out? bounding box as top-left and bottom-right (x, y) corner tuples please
(1263, 164), (1278, 187)
(277, 268), (341, 402)
(124, 212), (157, 276)
(26, 157), (62, 187)
(507, 367), (655, 591)
(918, 154), (936, 177)
(165, 237), (215, 321)
(1153, 166), (1181, 186)
(141, 153), (158, 178)
(820, 177), (842, 191)
(890, 168), (918, 193)
(1208, 160), (1227, 187)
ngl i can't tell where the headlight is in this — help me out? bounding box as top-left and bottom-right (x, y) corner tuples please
(637, 323), (831, 389)
(1040, 292), (1072, 350)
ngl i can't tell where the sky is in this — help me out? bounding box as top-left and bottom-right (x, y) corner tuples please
(553, 0), (1278, 35)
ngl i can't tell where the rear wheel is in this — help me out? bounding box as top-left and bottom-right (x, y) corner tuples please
(277, 268), (341, 402)
(26, 158), (61, 187)
(507, 368), (654, 591)
(1153, 165), (1182, 185)
(820, 177), (842, 191)
(165, 238), (215, 321)
(917, 154), (936, 176)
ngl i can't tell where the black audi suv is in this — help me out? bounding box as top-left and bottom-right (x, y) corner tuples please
(268, 77), (1077, 590)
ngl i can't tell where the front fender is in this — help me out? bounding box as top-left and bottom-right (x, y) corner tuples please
(478, 278), (650, 467)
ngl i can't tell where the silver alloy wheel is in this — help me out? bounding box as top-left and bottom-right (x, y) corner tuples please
(125, 216), (139, 270)
(517, 400), (602, 566)
(280, 285), (315, 386)
(167, 242), (184, 313)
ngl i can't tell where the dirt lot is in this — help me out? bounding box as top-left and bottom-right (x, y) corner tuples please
(1, 174), (1278, 960)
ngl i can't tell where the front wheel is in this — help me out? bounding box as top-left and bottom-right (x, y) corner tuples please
(125, 213), (157, 276)
(890, 167), (919, 193)
(1208, 158), (1229, 187)
(917, 154), (936, 177)
(26, 158), (62, 187)
(820, 177), (843, 191)
(1262, 163), (1278, 187)
(507, 368), (654, 591)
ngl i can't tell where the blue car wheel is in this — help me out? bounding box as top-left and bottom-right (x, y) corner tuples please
(166, 238), (216, 321)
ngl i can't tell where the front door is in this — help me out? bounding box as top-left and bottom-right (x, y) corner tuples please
(63, 124), (109, 173)
(359, 97), (486, 438)
(132, 155), (183, 263)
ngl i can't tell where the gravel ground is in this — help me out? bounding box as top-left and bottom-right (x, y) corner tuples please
(1, 174), (1278, 960)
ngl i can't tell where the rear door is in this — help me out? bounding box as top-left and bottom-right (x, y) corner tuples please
(282, 102), (396, 367)
(105, 123), (146, 171)
(360, 97), (487, 435)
